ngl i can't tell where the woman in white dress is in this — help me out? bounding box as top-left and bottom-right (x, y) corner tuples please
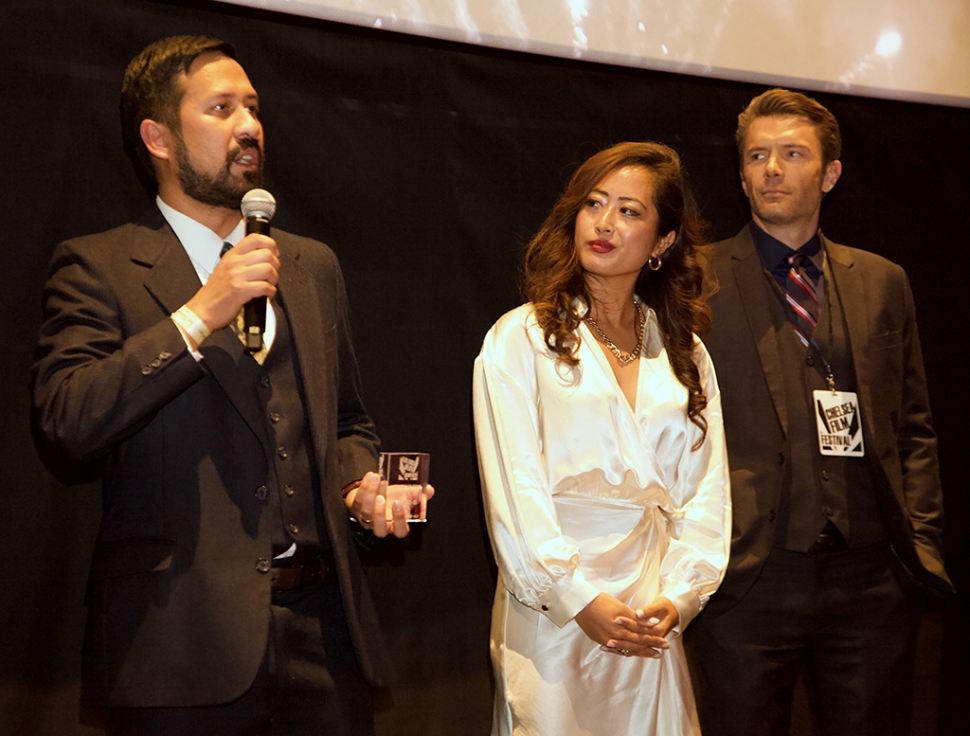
(473, 142), (731, 736)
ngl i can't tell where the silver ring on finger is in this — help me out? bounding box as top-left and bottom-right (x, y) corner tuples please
(617, 648), (631, 656)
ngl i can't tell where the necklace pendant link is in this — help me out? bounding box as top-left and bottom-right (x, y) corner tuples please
(585, 297), (646, 365)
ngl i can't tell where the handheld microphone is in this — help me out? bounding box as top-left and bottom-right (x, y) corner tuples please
(239, 189), (277, 353)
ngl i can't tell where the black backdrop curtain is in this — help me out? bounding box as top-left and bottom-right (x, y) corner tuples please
(2, 1), (968, 734)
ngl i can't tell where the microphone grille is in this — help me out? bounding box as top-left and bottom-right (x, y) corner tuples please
(241, 189), (277, 220)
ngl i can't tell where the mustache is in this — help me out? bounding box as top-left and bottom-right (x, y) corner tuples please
(226, 137), (263, 167)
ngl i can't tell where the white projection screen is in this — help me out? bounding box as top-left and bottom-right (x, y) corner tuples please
(221, 0), (969, 108)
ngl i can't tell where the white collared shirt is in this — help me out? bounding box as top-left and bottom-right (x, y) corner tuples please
(158, 195), (277, 354)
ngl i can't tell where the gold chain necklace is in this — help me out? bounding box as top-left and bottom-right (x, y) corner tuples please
(585, 299), (645, 366)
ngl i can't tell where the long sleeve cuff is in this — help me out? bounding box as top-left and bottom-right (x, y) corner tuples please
(532, 569), (601, 628)
(660, 579), (702, 633)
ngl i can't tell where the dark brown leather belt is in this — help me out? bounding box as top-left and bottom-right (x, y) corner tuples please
(271, 554), (335, 593)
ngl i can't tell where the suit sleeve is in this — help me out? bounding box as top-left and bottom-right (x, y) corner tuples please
(30, 239), (205, 470)
(893, 271), (949, 588)
(330, 255), (381, 489)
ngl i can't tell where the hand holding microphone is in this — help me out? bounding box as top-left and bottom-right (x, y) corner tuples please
(239, 189), (277, 352)
(183, 189), (279, 341)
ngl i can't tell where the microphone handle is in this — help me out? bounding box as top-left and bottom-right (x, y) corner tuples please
(243, 215), (271, 352)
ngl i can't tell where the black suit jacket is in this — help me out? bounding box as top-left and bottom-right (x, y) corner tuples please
(701, 226), (952, 617)
(31, 208), (394, 706)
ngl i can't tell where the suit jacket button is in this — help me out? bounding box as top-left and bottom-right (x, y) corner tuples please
(141, 365), (152, 375)
(821, 470), (830, 481)
(150, 358), (162, 368)
(260, 375), (270, 388)
(255, 485), (269, 501)
(777, 452), (785, 465)
(256, 558), (271, 573)
(768, 510), (776, 522)
(540, 604), (549, 612)
(159, 351), (172, 360)
(806, 355), (815, 366)
(823, 506), (834, 517)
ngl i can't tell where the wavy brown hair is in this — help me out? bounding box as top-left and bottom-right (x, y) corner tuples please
(523, 141), (712, 445)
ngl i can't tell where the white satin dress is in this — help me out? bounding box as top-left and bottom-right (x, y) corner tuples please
(473, 303), (731, 736)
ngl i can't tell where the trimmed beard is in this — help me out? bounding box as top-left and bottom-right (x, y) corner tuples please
(173, 134), (265, 210)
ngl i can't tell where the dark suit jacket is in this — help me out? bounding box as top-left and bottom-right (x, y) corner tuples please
(701, 226), (952, 617)
(30, 208), (394, 706)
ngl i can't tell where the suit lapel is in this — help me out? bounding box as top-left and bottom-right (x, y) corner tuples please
(730, 229), (790, 436)
(133, 211), (269, 444)
(275, 243), (329, 458)
(824, 238), (874, 427)
(274, 243), (349, 534)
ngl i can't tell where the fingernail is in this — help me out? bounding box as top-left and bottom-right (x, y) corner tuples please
(648, 617), (660, 625)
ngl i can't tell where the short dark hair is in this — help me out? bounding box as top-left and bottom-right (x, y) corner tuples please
(121, 35), (236, 184)
(736, 88), (842, 169)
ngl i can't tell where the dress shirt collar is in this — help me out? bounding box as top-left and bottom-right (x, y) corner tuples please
(156, 196), (246, 283)
(749, 220), (824, 290)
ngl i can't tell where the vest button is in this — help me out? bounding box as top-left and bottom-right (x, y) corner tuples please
(768, 509), (777, 522)
(777, 452), (785, 465)
(823, 506), (834, 517)
(260, 375), (270, 388)
(288, 524), (299, 536)
(269, 412), (282, 423)
(821, 470), (830, 481)
(256, 558), (271, 573)
(278, 446), (288, 459)
(255, 485), (269, 501)
(284, 485), (295, 497)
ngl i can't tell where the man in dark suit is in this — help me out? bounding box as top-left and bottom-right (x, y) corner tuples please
(30, 36), (426, 735)
(685, 88), (952, 735)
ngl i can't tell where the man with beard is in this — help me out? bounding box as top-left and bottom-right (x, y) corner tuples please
(685, 88), (952, 735)
(30, 36), (421, 735)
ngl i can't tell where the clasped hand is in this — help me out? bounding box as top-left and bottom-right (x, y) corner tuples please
(573, 593), (679, 658)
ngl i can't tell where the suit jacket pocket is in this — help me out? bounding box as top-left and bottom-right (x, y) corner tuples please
(88, 537), (175, 582)
(869, 329), (902, 350)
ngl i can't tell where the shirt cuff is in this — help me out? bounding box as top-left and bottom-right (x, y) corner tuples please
(171, 305), (209, 361)
(534, 569), (601, 628)
(660, 579), (702, 633)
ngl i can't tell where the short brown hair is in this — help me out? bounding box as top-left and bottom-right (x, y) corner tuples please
(736, 88), (842, 169)
(121, 35), (236, 184)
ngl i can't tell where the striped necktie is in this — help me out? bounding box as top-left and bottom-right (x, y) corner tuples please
(785, 252), (819, 347)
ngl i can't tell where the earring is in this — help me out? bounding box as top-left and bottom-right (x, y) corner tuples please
(647, 256), (661, 271)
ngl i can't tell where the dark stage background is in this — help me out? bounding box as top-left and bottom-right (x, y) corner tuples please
(2, 1), (968, 734)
